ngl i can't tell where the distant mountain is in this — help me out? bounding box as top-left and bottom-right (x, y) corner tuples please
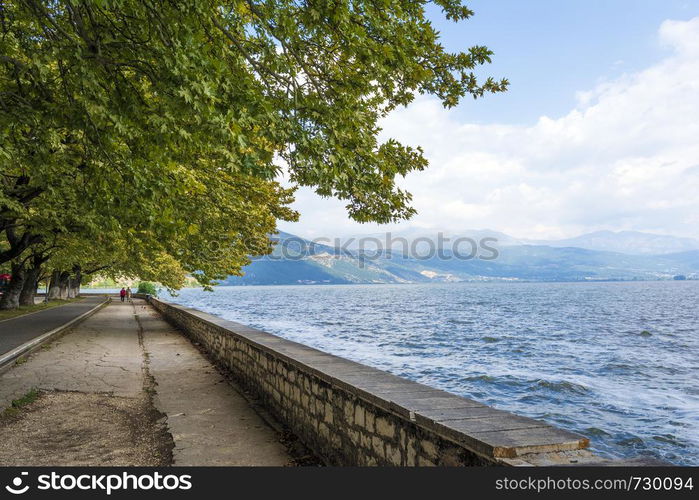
(219, 232), (421, 285)
(218, 231), (699, 286)
(527, 230), (699, 255)
(339, 228), (523, 253)
(339, 229), (699, 256)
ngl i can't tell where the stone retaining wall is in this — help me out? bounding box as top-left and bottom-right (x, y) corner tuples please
(148, 297), (593, 466)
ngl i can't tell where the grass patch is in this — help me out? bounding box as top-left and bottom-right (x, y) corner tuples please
(1, 388), (40, 419)
(0, 298), (82, 322)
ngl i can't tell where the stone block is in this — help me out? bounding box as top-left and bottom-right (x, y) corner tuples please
(360, 432), (372, 450)
(365, 411), (375, 433)
(421, 439), (438, 460)
(324, 402), (334, 424)
(354, 406), (365, 427)
(375, 417), (395, 439)
(371, 436), (384, 458)
(385, 443), (402, 465)
(406, 438), (418, 466)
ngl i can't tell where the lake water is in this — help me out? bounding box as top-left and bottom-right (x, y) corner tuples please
(165, 281), (699, 465)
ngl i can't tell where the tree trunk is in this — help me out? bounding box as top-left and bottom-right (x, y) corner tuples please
(67, 275), (77, 298)
(0, 263), (26, 310)
(47, 270), (62, 300)
(68, 267), (82, 298)
(18, 264), (41, 306)
(58, 271), (70, 300)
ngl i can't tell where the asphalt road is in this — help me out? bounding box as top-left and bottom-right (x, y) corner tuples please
(0, 296), (107, 356)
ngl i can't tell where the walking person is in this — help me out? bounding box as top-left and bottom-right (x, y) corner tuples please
(126, 286), (132, 302)
(120, 287), (126, 302)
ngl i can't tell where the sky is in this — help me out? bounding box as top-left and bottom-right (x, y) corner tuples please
(279, 0), (699, 241)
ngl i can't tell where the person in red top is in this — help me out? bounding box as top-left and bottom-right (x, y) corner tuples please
(120, 287), (126, 302)
(0, 274), (10, 295)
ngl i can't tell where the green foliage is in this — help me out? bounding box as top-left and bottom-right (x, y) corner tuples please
(83, 276), (118, 288)
(2, 388), (40, 419)
(0, 0), (506, 289)
(0, 299), (78, 321)
(136, 282), (158, 296)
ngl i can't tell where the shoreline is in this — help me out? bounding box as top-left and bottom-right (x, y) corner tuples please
(81, 278), (699, 293)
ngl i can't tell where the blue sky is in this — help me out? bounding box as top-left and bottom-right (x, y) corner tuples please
(430, 0), (698, 124)
(280, 1), (699, 241)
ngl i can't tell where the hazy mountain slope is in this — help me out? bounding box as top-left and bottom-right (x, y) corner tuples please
(218, 232), (699, 285)
(219, 259), (350, 285)
(527, 230), (699, 255)
(339, 229), (699, 255)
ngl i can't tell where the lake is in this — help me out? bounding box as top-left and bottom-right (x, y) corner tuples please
(165, 281), (699, 465)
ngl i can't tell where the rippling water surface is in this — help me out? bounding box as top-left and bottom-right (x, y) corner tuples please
(166, 281), (699, 465)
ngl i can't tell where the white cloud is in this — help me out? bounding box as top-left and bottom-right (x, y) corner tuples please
(281, 17), (699, 240)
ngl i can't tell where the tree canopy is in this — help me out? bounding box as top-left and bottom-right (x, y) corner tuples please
(0, 0), (507, 308)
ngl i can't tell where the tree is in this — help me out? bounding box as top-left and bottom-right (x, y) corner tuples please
(0, 0), (507, 307)
(136, 281), (158, 296)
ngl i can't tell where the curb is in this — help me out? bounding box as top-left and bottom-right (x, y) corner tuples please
(0, 296), (111, 373)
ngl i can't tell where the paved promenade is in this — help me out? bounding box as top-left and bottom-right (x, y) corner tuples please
(0, 299), (292, 466)
(0, 296), (106, 356)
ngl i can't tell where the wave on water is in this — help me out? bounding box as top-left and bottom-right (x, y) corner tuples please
(167, 281), (699, 465)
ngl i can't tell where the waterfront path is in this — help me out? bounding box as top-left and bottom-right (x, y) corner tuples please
(0, 299), (293, 466)
(0, 296), (106, 356)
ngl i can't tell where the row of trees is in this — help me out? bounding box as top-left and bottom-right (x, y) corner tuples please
(0, 0), (506, 309)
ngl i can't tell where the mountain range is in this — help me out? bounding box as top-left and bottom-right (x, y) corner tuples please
(218, 230), (699, 285)
(526, 230), (699, 255)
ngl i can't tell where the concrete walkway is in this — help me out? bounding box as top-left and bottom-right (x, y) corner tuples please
(0, 296), (106, 356)
(0, 299), (292, 466)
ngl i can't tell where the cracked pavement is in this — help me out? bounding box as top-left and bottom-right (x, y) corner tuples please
(0, 299), (292, 466)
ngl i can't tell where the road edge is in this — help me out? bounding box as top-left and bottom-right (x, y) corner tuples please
(0, 296), (111, 373)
